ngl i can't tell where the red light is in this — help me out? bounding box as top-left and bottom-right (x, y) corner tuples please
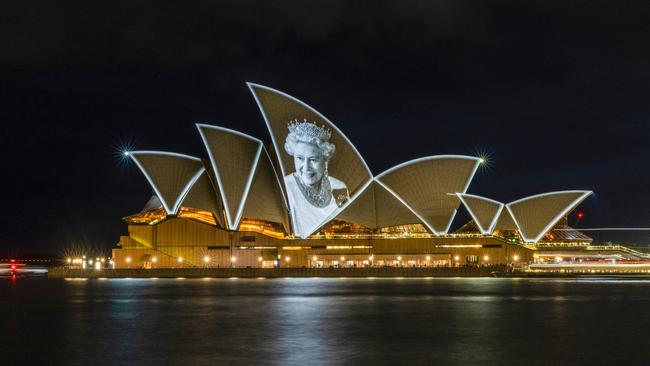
(577, 212), (584, 219)
(11, 265), (16, 269)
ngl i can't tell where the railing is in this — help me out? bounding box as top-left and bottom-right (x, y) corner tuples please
(587, 245), (650, 259)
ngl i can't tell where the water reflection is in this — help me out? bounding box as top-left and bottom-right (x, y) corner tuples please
(2, 278), (650, 365)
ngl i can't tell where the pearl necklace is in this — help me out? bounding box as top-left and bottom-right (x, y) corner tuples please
(293, 173), (332, 208)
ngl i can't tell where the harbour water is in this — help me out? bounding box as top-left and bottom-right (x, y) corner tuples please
(2, 277), (649, 365)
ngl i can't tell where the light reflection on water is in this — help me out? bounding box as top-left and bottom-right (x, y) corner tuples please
(2, 277), (650, 365)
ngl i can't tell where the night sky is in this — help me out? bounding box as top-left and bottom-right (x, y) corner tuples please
(2, 1), (650, 255)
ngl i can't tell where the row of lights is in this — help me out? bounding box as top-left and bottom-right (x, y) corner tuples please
(122, 256), (232, 264)
(123, 256), (179, 263)
(306, 254), (520, 262)
(66, 256), (115, 269)
(450, 255), (519, 262)
(118, 253), (521, 265)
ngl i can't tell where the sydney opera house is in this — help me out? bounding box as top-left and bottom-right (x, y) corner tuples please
(113, 83), (611, 269)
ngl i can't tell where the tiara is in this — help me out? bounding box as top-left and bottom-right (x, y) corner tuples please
(287, 119), (332, 141)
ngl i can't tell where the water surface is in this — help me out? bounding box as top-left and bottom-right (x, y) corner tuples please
(1, 277), (649, 365)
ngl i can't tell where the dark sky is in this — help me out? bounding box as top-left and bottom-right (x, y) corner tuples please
(2, 0), (650, 254)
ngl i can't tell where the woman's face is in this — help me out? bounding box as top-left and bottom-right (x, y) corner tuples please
(293, 141), (326, 186)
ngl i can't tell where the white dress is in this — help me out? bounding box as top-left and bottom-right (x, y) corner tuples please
(284, 174), (348, 238)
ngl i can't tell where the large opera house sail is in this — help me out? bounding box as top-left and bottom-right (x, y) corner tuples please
(248, 83), (373, 238)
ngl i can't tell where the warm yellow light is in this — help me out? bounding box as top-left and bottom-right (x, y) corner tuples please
(101, 258), (105, 263)
(340, 256), (345, 261)
(285, 257), (290, 262)
(454, 255), (460, 261)
(126, 257), (131, 263)
(230, 256), (237, 262)
(426, 256), (431, 261)
(258, 256), (263, 262)
(369, 255), (374, 260)
(312, 256), (318, 261)
(151, 257), (157, 263)
(203, 256), (210, 263)
(178, 257), (184, 263)
(88, 260), (94, 265)
(483, 255), (489, 261)
(94, 261), (101, 270)
(513, 255), (519, 261)
(66, 258), (71, 263)
(397, 256), (402, 261)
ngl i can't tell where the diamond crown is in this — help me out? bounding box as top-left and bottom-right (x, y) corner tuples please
(287, 119), (331, 141)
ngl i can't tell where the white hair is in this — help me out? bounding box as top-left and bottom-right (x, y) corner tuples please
(284, 132), (335, 160)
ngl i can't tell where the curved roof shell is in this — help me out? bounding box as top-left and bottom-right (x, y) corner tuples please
(335, 181), (423, 229)
(493, 207), (518, 231)
(239, 148), (290, 232)
(247, 83), (373, 238)
(128, 151), (205, 215)
(456, 194), (504, 234)
(375, 156), (481, 234)
(506, 190), (592, 243)
(141, 195), (163, 213)
(197, 124), (264, 229)
(179, 170), (225, 228)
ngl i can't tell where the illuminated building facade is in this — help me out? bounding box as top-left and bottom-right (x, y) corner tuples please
(113, 83), (602, 269)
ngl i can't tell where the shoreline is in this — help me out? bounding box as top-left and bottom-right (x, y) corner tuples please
(49, 267), (504, 278)
(44, 267), (650, 279)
